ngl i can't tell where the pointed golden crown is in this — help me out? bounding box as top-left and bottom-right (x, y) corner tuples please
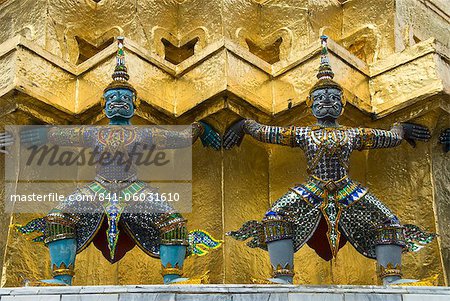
(307, 35), (345, 107)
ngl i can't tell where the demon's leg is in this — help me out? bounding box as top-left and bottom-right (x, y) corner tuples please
(375, 223), (416, 285)
(263, 212), (294, 284)
(159, 216), (189, 284)
(40, 213), (77, 286)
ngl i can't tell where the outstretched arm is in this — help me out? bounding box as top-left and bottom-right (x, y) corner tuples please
(243, 119), (298, 146)
(1, 126), (97, 152)
(20, 126), (94, 147)
(150, 121), (221, 150)
(355, 123), (430, 150)
(224, 119), (307, 149)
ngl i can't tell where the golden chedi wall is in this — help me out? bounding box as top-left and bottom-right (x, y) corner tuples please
(0, 0), (449, 286)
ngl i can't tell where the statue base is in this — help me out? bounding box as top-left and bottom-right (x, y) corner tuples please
(1, 285), (449, 300)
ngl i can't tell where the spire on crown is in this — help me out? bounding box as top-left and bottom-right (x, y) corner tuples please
(112, 37), (129, 82)
(104, 37), (137, 97)
(308, 35), (343, 101)
(307, 35), (344, 107)
(317, 35), (334, 80)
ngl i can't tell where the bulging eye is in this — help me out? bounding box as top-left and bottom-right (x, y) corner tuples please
(330, 93), (340, 100)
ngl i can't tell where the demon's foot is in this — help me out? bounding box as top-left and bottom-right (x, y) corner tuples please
(167, 277), (190, 284)
(25, 278), (68, 287)
(385, 278), (418, 285)
(267, 277), (293, 284)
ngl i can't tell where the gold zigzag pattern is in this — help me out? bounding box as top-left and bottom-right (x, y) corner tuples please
(0, 35), (446, 125)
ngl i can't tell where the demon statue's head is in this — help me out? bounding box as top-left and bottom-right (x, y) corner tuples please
(103, 87), (136, 120)
(102, 37), (139, 122)
(307, 35), (346, 123)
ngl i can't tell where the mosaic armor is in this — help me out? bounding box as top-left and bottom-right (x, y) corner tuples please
(228, 121), (431, 260)
(44, 125), (202, 261)
(226, 36), (434, 284)
(15, 37), (222, 285)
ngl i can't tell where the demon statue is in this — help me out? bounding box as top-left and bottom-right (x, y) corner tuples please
(0, 37), (222, 286)
(440, 129), (450, 153)
(225, 36), (436, 285)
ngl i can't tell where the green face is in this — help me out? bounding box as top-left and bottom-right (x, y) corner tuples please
(311, 88), (343, 120)
(103, 88), (135, 120)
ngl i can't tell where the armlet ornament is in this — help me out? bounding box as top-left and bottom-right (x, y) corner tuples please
(374, 223), (406, 248)
(359, 128), (375, 149)
(273, 263), (295, 278)
(377, 263), (402, 279)
(157, 213), (189, 245)
(262, 212), (293, 243)
(44, 212), (77, 244)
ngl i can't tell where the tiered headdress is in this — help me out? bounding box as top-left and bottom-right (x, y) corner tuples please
(103, 37), (137, 99)
(307, 35), (345, 106)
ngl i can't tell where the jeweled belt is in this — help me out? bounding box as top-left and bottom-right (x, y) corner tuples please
(94, 174), (138, 189)
(309, 175), (350, 193)
(292, 175), (365, 206)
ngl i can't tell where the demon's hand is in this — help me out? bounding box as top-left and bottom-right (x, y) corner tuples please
(401, 123), (431, 148)
(0, 131), (14, 154)
(223, 119), (246, 150)
(20, 127), (48, 147)
(199, 121), (221, 150)
(439, 128), (450, 153)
